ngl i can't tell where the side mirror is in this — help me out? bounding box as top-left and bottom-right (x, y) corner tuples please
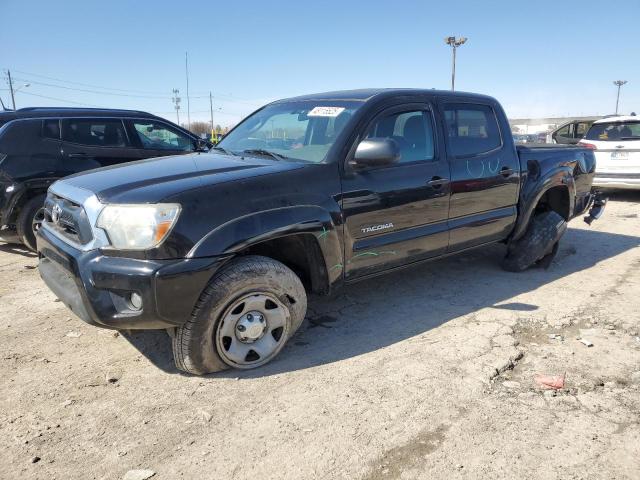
(195, 138), (210, 152)
(350, 138), (400, 169)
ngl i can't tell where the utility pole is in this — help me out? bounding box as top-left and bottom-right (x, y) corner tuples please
(209, 92), (214, 135)
(7, 70), (16, 110)
(445, 36), (467, 91)
(172, 88), (181, 124)
(185, 52), (191, 130)
(613, 80), (627, 115)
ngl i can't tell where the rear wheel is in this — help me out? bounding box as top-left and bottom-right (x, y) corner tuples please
(16, 195), (46, 252)
(172, 255), (307, 374)
(502, 211), (567, 272)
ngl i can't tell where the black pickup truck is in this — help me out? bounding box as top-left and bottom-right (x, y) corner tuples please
(37, 89), (605, 374)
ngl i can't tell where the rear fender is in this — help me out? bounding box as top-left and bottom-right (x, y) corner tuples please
(187, 206), (344, 285)
(511, 167), (575, 242)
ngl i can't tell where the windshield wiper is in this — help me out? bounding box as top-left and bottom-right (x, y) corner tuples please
(211, 146), (238, 156)
(241, 149), (288, 161)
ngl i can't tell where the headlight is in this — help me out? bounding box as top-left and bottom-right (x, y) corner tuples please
(97, 204), (181, 250)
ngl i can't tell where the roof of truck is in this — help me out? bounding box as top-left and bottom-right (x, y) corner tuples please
(276, 88), (496, 103)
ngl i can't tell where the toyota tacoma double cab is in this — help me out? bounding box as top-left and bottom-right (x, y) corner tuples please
(37, 89), (605, 374)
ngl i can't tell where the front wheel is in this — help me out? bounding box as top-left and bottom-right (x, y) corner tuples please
(16, 195), (46, 252)
(172, 255), (307, 374)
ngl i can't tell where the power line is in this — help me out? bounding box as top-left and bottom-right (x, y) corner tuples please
(11, 77), (170, 99)
(11, 68), (170, 95)
(18, 90), (106, 107)
(12, 75), (264, 106)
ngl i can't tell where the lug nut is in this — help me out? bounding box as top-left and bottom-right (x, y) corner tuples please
(237, 324), (246, 332)
(258, 315), (264, 323)
(247, 314), (253, 322)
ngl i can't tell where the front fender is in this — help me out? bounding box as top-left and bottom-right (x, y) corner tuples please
(187, 205), (344, 285)
(511, 167), (575, 242)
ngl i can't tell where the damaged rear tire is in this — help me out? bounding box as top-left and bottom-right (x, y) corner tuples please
(502, 211), (567, 272)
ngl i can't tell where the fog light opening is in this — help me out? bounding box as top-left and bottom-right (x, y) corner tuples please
(128, 292), (143, 311)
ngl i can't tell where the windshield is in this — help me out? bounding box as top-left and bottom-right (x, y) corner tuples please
(217, 100), (362, 163)
(585, 121), (640, 141)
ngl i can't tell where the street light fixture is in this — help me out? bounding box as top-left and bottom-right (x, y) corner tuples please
(613, 80), (627, 115)
(15, 83), (30, 93)
(445, 36), (467, 91)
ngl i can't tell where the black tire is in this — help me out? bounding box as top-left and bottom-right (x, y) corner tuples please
(502, 211), (567, 272)
(172, 255), (307, 375)
(16, 195), (46, 252)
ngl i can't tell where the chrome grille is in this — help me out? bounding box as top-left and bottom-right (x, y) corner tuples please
(43, 193), (94, 245)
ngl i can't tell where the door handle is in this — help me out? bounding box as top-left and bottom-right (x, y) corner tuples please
(500, 167), (514, 177)
(427, 177), (449, 188)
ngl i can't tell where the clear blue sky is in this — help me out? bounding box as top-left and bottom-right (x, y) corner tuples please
(1, 0), (639, 126)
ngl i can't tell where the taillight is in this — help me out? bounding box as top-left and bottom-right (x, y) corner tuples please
(578, 142), (597, 150)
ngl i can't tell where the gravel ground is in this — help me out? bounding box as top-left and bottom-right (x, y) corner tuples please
(1, 191), (639, 480)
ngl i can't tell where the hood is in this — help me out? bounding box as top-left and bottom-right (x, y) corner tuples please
(61, 152), (305, 203)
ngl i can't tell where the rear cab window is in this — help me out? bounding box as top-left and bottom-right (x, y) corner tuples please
(443, 104), (502, 157)
(586, 121), (640, 141)
(62, 119), (129, 147)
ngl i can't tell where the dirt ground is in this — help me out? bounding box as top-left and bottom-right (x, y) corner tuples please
(1, 192), (639, 480)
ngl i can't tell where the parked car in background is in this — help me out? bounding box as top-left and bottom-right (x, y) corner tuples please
(548, 119), (596, 144)
(0, 108), (211, 250)
(579, 115), (640, 189)
(37, 88), (603, 374)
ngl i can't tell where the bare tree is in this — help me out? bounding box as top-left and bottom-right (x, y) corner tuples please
(188, 121), (211, 137)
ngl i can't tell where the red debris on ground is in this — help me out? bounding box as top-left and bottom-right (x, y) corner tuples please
(534, 373), (566, 390)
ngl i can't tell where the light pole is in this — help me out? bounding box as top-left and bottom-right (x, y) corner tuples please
(613, 80), (627, 115)
(445, 36), (467, 91)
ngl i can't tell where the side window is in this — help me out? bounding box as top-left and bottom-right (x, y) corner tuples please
(556, 124), (571, 138)
(42, 119), (60, 140)
(575, 123), (588, 137)
(366, 110), (435, 163)
(132, 121), (194, 151)
(62, 119), (128, 147)
(444, 104), (502, 157)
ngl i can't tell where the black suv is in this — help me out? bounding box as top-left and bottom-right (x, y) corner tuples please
(0, 108), (208, 250)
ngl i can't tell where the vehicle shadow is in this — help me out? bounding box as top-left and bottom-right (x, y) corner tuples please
(122, 227), (640, 377)
(0, 243), (37, 258)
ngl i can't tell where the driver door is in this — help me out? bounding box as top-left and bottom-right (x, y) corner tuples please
(341, 102), (451, 280)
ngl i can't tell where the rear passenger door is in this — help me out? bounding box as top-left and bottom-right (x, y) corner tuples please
(60, 118), (143, 170)
(125, 119), (196, 159)
(440, 102), (519, 251)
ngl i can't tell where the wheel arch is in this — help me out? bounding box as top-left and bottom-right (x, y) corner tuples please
(188, 205), (343, 294)
(511, 169), (575, 242)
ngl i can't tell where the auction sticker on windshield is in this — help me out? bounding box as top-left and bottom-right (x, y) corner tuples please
(308, 107), (345, 117)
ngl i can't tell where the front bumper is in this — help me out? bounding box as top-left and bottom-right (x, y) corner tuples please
(37, 225), (229, 330)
